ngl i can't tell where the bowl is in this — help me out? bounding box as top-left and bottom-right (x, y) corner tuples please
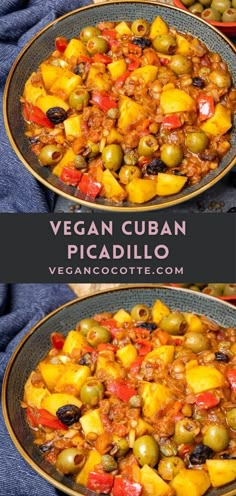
(3, 0), (236, 212)
(167, 283), (236, 305)
(173, 0), (236, 36)
(2, 284), (236, 496)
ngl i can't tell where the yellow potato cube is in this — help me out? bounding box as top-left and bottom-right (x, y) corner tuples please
(118, 96), (147, 132)
(171, 469), (211, 496)
(113, 308), (132, 324)
(64, 115), (83, 138)
(108, 58), (127, 80)
(40, 63), (65, 90)
(41, 393), (82, 416)
(24, 373), (50, 408)
(23, 73), (46, 104)
(206, 459), (236, 487)
(96, 354), (122, 379)
(55, 363), (91, 395)
(101, 169), (126, 200)
(80, 408), (104, 436)
(141, 465), (173, 496)
(150, 16), (169, 39)
(76, 449), (102, 486)
(62, 330), (86, 355)
(176, 34), (191, 55)
(126, 178), (156, 203)
(186, 365), (224, 393)
(183, 313), (203, 333)
(152, 299), (170, 324)
(36, 95), (69, 113)
(53, 149), (76, 177)
(156, 173), (187, 196)
(50, 72), (82, 97)
(86, 66), (112, 91)
(106, 129), (123, 145)
(160, 89), (195, 113)
(140, 381), (174, 418)
(117, 344), (138, 368)
(200, 103), (232, 137)
(39, 362), (65, 391)
(136, 418), (154, 437)
(64, 39), (89, 59)
(115, 21), (132, 36)
(144, 345), (175, 366)
(130, 65), (158, 85)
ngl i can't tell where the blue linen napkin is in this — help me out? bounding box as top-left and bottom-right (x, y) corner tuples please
(0, 0), (91, 212)
(0, 283), (75, 496)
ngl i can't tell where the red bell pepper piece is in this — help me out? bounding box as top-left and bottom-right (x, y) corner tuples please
(135, 338), (152, 356)
(227, 369), (236, 391)
(97, 343), (118, 352)
(114, 71), (130, 89)
(55, 36), (68, 52)
(87, 471), (114, 494)
(130, 356), (144, 375)
(128, 43), (142, 55)
(82, 344), (96, 353)
(159, 57), (169, 66)
(93, 53), (112, 64)
(197, 93), (215, 121)
(91, 90), (118, 112)
(60, 167), (82, 186)
(23, 102), (54, 128)
(26, 407), (67, 430)
(26, 407), (39, 428)
(78, 175), (102, 198)
(195, 392), (220, 409)
(128, 54), (140, 71)
(100, 319), (120, 337)
(102, 29), (117, 40)
(78, 55), (93, 63)
(107, 379), (137, 402)
(112, 477), (142, 496)
(156, 329), (171, 345)
(162, 115), (182, 130)
(50, 332), (65, 350)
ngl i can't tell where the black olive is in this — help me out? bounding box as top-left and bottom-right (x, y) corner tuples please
(56, 404), (81, 426)
(136, 322), (157, 331)
(215, 351), (229, 363)
(79, 352), (92, 366)
(46, 107), (68, 124)
(192, 77), (205, 88)
(189, 445), (214, 465)
(228, 207), (236, 213)
(146, 159), (167, 175)
(73, 62), (86, 75)
(220, 453), (236, 459)
(132, 37), (151, 48)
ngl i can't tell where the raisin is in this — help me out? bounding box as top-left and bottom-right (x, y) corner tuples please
(132, 37), (151, 48)
(215, 351), (229, 362)
(137, 322), (157, 331)
(146, 159), (167, 175)
(192, 77), (205, 88)
(189, 445), (214, 465)
(56, 404), (81, 426)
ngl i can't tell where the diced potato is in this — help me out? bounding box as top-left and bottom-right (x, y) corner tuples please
(115, 21), (132, 36)
(200, 103), (232, 136)
(185, 359), (198, 371)
(186, 365), (225, 393)
(150, 16), (169, 39)
(80, 408), (104, 436)
(126, 178), (156, 203)
(23, 73), (46, 104)
(55, 363), (91, 395)
(183, 313), (203, 333)
(41, 393), (82, 416)
(106, 129), (123, 145)
(39, 362), (65, 391)
(130, 65), (158, 85)
(64, 38), (89, 60)
(176, 34), (191, 55)
(50, 72), (82, 97)
(140, 381), (174, 418)
(141, 465), (173, 496)
(53, 149), (76, 177)
(108, 58), (127, 80)
(144, 345), (175, 366)
(75, 449), (102, 486)
(118, 96), (147, 132)
(160, 89), (195, 113)
(36, 95), (69, 113)
(40, 63), (65, 90)
(136, 418), (154, 437)
(206, 459), (236, 487)
(156, 173), (187, 196)
(101, 169), (126, 200)
(64, 115), (83, 138)
(152, 300), (170, 324)
(24, 372), (50, 408)
(86, 65), (112, 91)
(171, 469), (211, 496)
(62, 330), (86, 355)
(113, 308), (132, 324)
(117, 344), (138, 368)
(96, 354), (122, 379)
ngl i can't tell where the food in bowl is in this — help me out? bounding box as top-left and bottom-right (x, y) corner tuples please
(181, 0), (236, 23)
(21, 15), (236, 204)
(22, 298), (236, 496)
(171, 283), (236, 297)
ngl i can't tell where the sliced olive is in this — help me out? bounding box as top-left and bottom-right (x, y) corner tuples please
(80, 26), (101, 43)
(184, 332), (210, 353)
(159, 312), (186, 335)
(131, 19), (150, 36)
(119, 165), (141, 184)
(160, 144), (183, 168)
(69, 88), (90, 109)
(39, 145), (63, 166)
(189, 444), (214, 465)
(158, 456), (185, 481)
(46, 107), (67, 124)
(131, 304), (151, 322)
(79, 352), (92, 366)
(138, 135), (159, 156)
(169, 55), (192, 75)
(185, 131), (209, 154)
(80, 379), (104, 405)
(56, 447), (86, 474)
(87, 36), (109, 54)
(152, 34), (177, 54)
(56, 404), (81, 426)
(203, 425), (229, 452)
(133, 435), (159, 467)
(87, 325), (111, 346)
(102, 144), (123, 171)
(79, 318), (98, 336)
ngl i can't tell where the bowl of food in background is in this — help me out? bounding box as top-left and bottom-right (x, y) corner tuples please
(168, 283), (236, 305)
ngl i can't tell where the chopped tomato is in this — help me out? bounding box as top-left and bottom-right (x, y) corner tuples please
(128, 54), (140, 71)
(50, 332), (65, 350)
(26, 407), (67, 430)
(114, 71), (130, 89)
(97, 343), (118, 352)
(55, 36), (68, 52)
(135, 338), (152, 356)
(130, 356), (144, 375)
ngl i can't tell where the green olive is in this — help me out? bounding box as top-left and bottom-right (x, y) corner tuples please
(56, 447), (86, 474)
(152, 34), (177, 55)
(232, 0), (236, 8)
(209, 70), (231, 88)
(119, 165), (141, 184)
(80, 379), (104, 405)
(181, 0), (195, 6)
(223, 284), (236, 296)
(185, 131), (209, 154)
(202, 286), (222, 297)
(115, 438), (130, 457)
(189, 2), (204, 14)
(131, 19), (150, 36)
(160, 144), (183, 168)
(189, 285), (201, 292)
(208, 283), (226, 293)
(87, 325), (111, 346)
(79, 318), (98, 336)
(184, 332), (210, 353)
(169, 55), (192, 75)
(124, 150), (139, 166)
(80, 26), (101, 43)
(211, 0), (231, 13)
(138, 135), (159, 156)
(203, 425), (229, 452)
(75, 155), (87, 170)
(69, 88), (90, 109)
(133, 435), (159, 467)
(102, 144), (123, 171)
(222, 7), (236, 22)
(158, 456), (185, 481)
(159, 312), (186, 335)
(39, 145), (63, 166)
(102, 454), (118, 472)
(198, 0), (211, 6)
(87, 141), (100, 158)
(130, 304), (151, 322)
(174, 419), (199, 445)
(87, 36), (109, 54)
(201, 8), (222, 21)
(226, 408), (236, 430)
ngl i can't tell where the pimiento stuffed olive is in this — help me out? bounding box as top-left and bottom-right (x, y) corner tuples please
(185, 131), (209, 154)
(133, 435), (159, 467)
(69, 89), (90, 109)
(80, 26), (101, 42)
(203, 425), (229, 452)
(39, 145), (63, 165)
(152, 34), (177, 54)
(159, 312), (186, 335)
(79, 379), (104, 405)
(160, 144), (184, 168)
(78, 318), (98, 336)
(119, 165), (141, 184)
(158, 457), (185, 480)
(130, 304), (150, 321)
(87, 36), (109, 55)
(169, 55), (192, 75)
(131, 19), (150, 36)
(56, 447), (86, 474)
(86, 325), (111, 346)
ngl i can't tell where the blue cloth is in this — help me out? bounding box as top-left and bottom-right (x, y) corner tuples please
(0, 0), (91, 212)
(0, 283), (75, 496)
